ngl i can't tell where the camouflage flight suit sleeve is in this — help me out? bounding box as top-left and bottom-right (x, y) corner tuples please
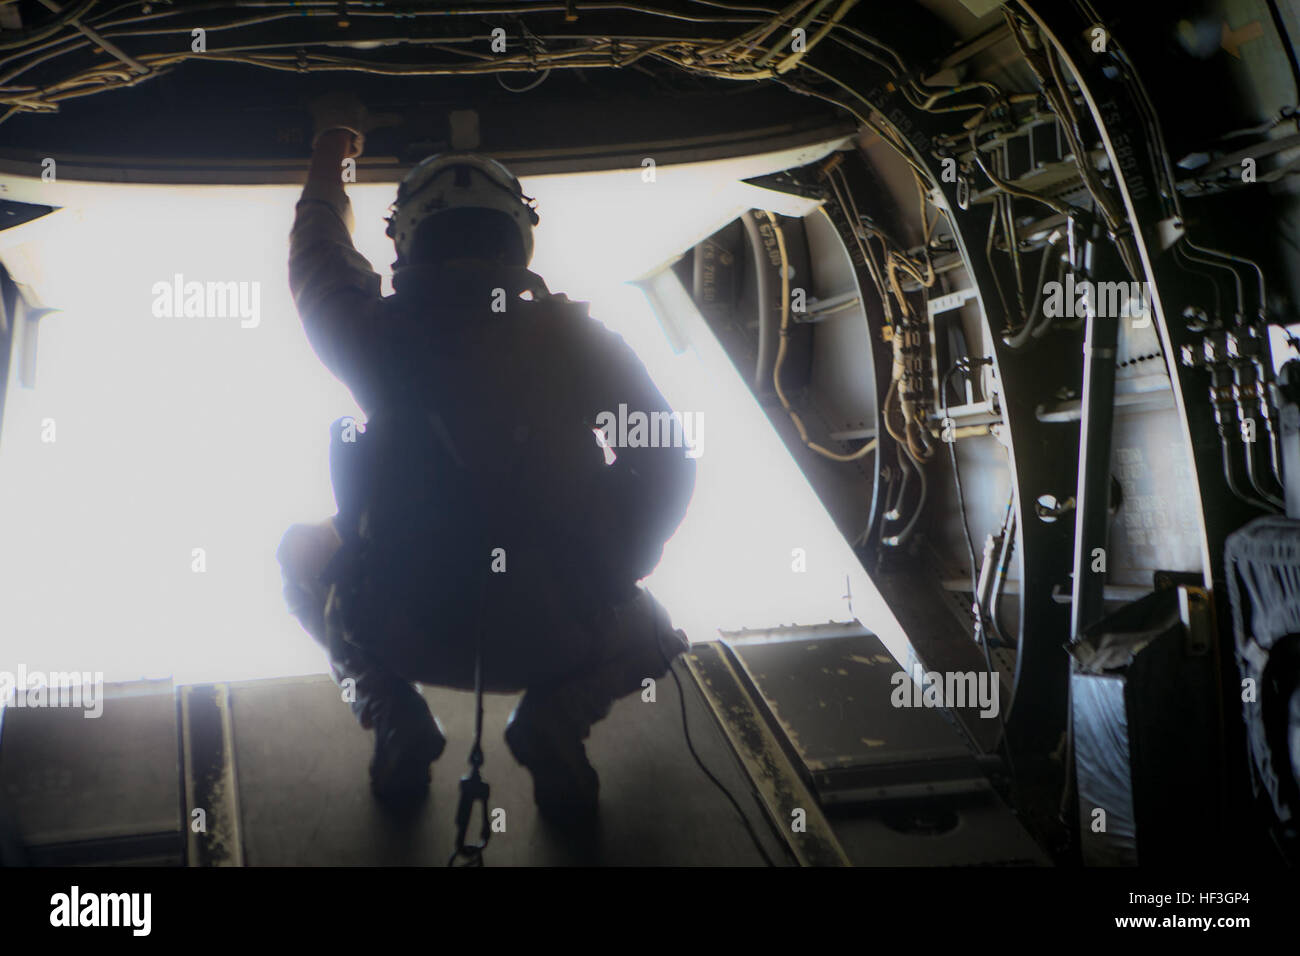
(288, 178), (385, 405)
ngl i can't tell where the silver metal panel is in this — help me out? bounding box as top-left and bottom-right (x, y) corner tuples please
(1108, 404), (1204, 587)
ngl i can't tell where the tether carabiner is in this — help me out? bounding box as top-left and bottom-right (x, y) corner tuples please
(448, 756), (491, 867)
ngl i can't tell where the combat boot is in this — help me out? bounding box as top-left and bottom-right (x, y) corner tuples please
(504, 589), (686, 825)
(504, 694), (601, 826)
(331, 657), (447, 807)
(365, 683), (447, 807)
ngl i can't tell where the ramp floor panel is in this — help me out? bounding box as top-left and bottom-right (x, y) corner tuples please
(1, 648), (1047, 865)
(721, 633), (1049, 865)
(0, 679), (181, 865)
(729, 633), (981, 774)
(226, 661), (792, 866)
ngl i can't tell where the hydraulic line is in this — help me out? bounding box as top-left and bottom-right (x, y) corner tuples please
(765, 210), (877, 463)
(941, 356), (1017, 778)
(787, 64), (935, 179)
(1219, 430), (1275, 511)
(754, 0), (830, 66)
(769, 0), (858, 74)
(882, 427), (927, 547)
(1177, 236), (1285, 503)
(988, 500), (1017, 650)
(1204, 355), (1277, 511)
(996, 151), (1027, 323)
(823, 162), (893, 323)
(1171, 242), (1227, 324)
(983, 190), (1014, 332)
(1234, 357), (1286, 507)
(1030, 249), (1068, 340)
(1003, 235), (1063, 348)
(1068, 228), (1120, 641)
(1244, 434), (1286, 509)
(968, 104), (1074, 219)
(739, 212), (777, 395)
(1179, 240), (1245, 322)
(1005, 10), (1118, 232)
(975, 492), (1015, 648)
(1183, 237), (1266, 322)
(883, 438), (912, 521)
(695, 0), (815, 61)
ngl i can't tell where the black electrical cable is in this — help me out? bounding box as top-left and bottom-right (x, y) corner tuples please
(941, 358), (1018, 788)
(884, 440), (912, 521)
(986, 494), (1016, 649)
(655, 627), (778, 867)
(1002, 241), (1056, 349)
(941, 361), (983, 608)
(883, 435), (928, 547)
(497, 22), (552, 92)
(1171, 242), (1226, 325)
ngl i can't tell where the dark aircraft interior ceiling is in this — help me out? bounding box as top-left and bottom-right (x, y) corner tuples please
(2, 0), (1300, 870)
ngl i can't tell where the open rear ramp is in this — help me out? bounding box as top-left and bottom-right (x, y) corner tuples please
(2, 637), (1044, 866)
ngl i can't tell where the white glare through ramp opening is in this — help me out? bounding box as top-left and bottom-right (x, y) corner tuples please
(0, 151), (897, 686)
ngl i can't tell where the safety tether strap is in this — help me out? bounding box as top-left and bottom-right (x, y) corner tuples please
(447, 538), (493, 867)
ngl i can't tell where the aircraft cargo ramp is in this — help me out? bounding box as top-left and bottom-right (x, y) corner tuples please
(0, 632), (1044, 867)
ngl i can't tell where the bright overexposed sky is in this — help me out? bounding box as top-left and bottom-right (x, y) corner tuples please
(0, 146), (908, 684)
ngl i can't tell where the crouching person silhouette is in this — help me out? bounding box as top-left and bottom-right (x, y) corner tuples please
(276, 100), (695, 825)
